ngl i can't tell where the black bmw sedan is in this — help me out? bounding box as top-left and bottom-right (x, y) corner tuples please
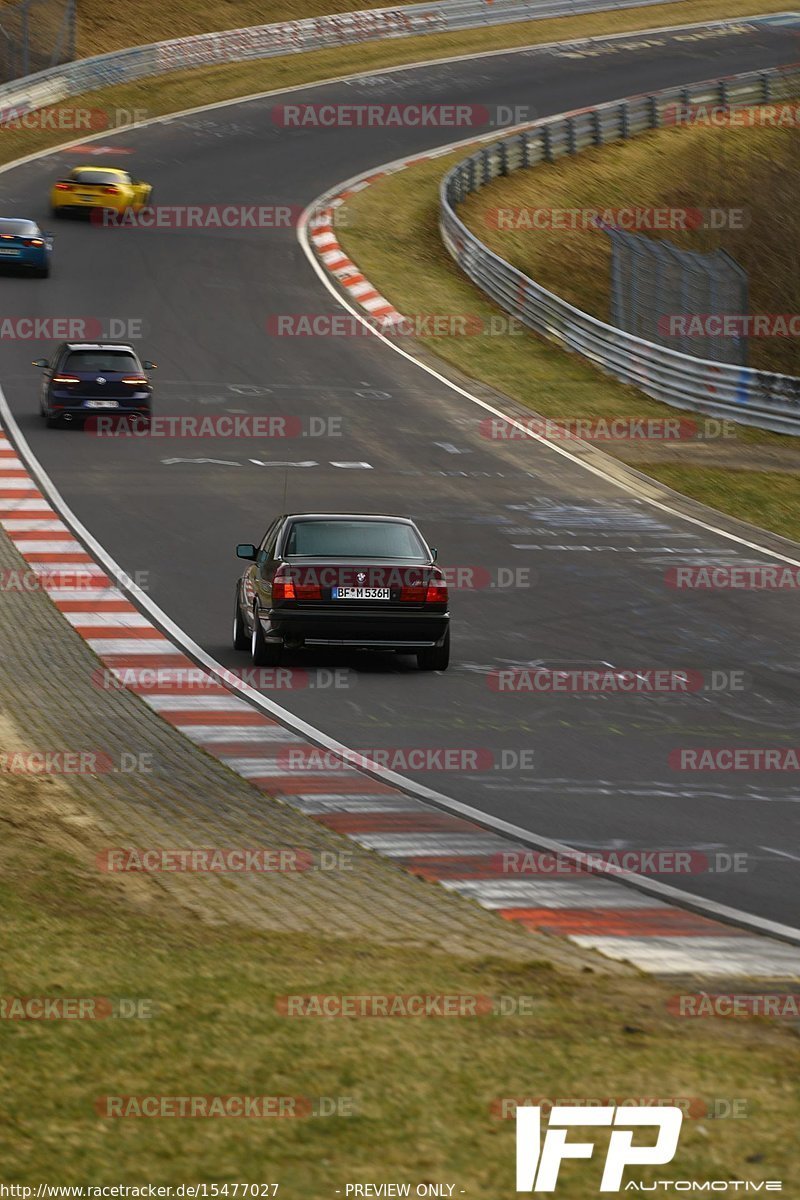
(234, 513), (450, 671)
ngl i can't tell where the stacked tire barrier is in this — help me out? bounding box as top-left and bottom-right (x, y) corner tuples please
(440, 65), (800, 434)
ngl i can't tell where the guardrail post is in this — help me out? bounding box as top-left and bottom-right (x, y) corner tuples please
(566, 115), (576, 154)
(438, 60), (800, 436)
(467, 156), (476, 194)
(718, 79), (729, 108)
(499, 139), (508, 176)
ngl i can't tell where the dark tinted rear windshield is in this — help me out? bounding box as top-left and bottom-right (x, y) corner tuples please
(70, 170), (128, 185)
(64, 351), (139, 373)
(285, 520), (426, 559)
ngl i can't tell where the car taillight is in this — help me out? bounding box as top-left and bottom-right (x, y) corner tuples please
(55, 182), (73, 191)
(121, 376), (149, 385)
(52, 375), (80, 384)
(26, 238), (44, 246)
(272, 566), (322, 602)
(103, 186), (120, 195)
(424, 571), (448, 605)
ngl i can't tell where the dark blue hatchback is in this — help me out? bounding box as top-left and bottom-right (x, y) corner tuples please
(34, 342), (156, 427)
(0, 217), (52, 276)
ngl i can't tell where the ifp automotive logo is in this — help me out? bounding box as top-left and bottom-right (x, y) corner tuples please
(516, 1105), (683, 1192)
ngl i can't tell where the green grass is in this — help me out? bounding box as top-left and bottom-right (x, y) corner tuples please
(1, 771), (799, 1188)
(645, 464), (800, 540)
(0, 1), (791, 171)
(459, 114), (800, 375)
(337, 135), (800, 542)
(60, 0), (800, 58)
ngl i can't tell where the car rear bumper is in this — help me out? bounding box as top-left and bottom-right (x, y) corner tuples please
(47, 401), (152, 421)
(260, 606), (449, 649)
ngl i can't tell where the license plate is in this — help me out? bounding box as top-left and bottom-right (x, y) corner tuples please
(332, 587), (390, 600)
(0, 248), (20, 256)
(85, 400), (119, 409)
(78, 194), (95, 201)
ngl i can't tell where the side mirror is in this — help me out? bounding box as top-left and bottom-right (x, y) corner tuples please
(32, 358), (48, 368)
(236, 543), (257, 560)
(430, 546), (438, 563)
(143, 361), (157, 370)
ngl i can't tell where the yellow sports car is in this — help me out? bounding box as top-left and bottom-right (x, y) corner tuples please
(50, 165), (152, 217)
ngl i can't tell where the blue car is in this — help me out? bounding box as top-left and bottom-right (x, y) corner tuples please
(0, 217), (52, 277)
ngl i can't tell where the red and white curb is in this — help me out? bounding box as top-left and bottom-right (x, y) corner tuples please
(309, 178), (405, 326)
(2, 428), (799, 978)
(1, 427), (800, 979)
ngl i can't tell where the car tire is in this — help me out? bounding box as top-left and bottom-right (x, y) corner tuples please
(35, 265), (50, 278)
(232, 586), (249, 650)
(417, 629), (450, 672)
(43, 411), (60, 428)
(251, 606), (282, 666)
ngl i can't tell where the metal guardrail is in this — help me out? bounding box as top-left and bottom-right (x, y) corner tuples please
(0, 0), (706, 124)
(440, 65), (800, 435)
(0, 0), (75, 84)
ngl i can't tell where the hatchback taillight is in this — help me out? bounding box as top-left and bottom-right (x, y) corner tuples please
(103, 186), (120, 195)
(273, 565), (321, 601)
(55, 182), (72, 191)
(121, 376), (149, 385)
(424, 570), (448, 606)
(53, 375), (80, 384)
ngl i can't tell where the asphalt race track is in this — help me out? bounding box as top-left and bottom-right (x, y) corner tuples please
(2, 17), (799, 927)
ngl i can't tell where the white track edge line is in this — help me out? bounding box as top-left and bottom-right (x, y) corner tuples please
(0, 19), (798, 950)
(3, 383), (800, 949)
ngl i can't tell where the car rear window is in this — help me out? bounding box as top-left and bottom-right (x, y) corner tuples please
(63, 352), (139, 373)
(285, 520), (426, 559)
(0, 220), (37, 236)
(70, 170), (128, 185)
